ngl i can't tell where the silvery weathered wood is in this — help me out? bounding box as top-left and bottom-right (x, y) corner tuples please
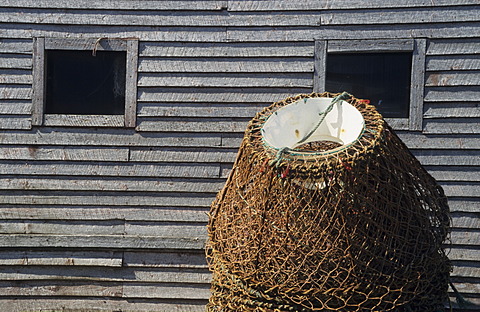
(0, 102), (31, 114)
(0, 116), (31, 129)
(428, 39), (480, 55)
(137, 104), (262, 118)
(228, 0), (479, 11)
(138, 58), (313, 73)
(423, 118), (480, 134)
(43, 115), (124, 127)
(227, 24), (480, 41)
(318, 7), (480, 25)
(0, 72), (32, 84)
(0, 220), (125, 235)
(137, 119), (249, 133)
(0, 162), (220, 178)
(0, 129), (222, 146)
(397, 132), (480, 149)
(124, 251), (208, 268)
(0, 39), (32, 54)
(140, 42), (314, 57)
(424, 102), (480, 118)
(0, 0), (226, 10)
(0, 207), (209, 222)
(448, 199), (480, 213)
(31, 37), (44, 126)
(0, 193), (214, 207)
(125, 39), (139, 128)
(313, 40), (326, 92)
(1, 24), (228, 42)
(427, 166), (480, 182)
(130, 148), (237, 163)
(0, 266), (211, 283)
(138, 88), (311, 103)
(426, 55), (480, 71)
(412, 149), (480, 166)
(0, 177), (223, 193)
(0, 85), (32, 100)
(426, 72), (480, 87)
(424, 87), (480, 102)
(0, 234), (207, 249)
(0, 280), (123, 297)
(327, 39), (414, 53)
(409, 39), (426, 130)
(138, 73), (313, 88)
(0, 250), (122, 266)
(123, 283), (210, 299)
(0, 298), (207, 312)
(0, 146), (129, 161)
(0, 55), (32, 69)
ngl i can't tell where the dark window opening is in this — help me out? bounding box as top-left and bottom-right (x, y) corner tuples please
(325, 52), (412, 118)
(45, 50), (126, 115)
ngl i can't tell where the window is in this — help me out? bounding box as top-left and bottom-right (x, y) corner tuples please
(32, 38), (138, 127)
(314, 39), (427, 130)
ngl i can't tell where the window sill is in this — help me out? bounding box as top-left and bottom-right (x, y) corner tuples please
(384, 118), (409, 130)
(43, 114), (124, 127)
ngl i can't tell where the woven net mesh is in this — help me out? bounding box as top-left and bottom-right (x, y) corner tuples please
(207, 92), (451, 311)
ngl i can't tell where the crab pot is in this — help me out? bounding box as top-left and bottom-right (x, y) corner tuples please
(207, 92), (451, 311)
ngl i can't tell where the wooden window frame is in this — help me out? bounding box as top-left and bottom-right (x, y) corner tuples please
(32, 37), (138, 128)
(314, 39), (427, 131)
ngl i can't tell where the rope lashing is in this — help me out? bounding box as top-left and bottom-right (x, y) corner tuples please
(269, 91), (352, 168)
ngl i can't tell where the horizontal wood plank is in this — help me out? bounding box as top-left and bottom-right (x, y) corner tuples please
(424, 87), (480, 102)
(0, 55), (32, 69)
(423, 118), (480, 134)
(0, 0), (226, 10)
(424, 102), (480, 118)
(0, 280), (123, 297)
(428, 39), (480, 55)
(138, 104), (262, 118)
(0, 39), (32, 54)
(0, 85), (31, 100)
(0, 194), (215, 207)
(396, 132), (480, 149)
(43, 115), (124, 127)
(448, 199), (480, 213)
(0, 251), (122, 267)
(441, 182), (479, 198)
(426, 72), (480, 87)
(0, 298), (207, 312)
(426, 55), (480, 71)
(0, 129), (222, 147)
(124, 283), (210, 299)
(0, 207), (209, 222)
(0, 161), (220, 178)
(319, 7), (480, 25)
(0, 101), (31, 115)
(130, 148), (237, 163)
(0, 177), (223, 193)
(0, 146), (129, 161)
(140, 42), (314, 57)
(138, 58), (313, 73)
(138, 88), (309, 103)
(226, 23), (480, 41)
(228, 0), (480, 11)
(0, 234), (207, 249)
(0, 220), (124, 235)
(412, 149), (480, 166)
(138, 73), (313, 88)
(125, 222), (207, 237)
(0, 9), (322, 27)
(0, 24), (227, 42)
(0, 116), (31, 130)
(124, 251), (208, 268)
(427, 166), (480, 182)
(136, 119), (248, 133)
(0, 266), (211, 283)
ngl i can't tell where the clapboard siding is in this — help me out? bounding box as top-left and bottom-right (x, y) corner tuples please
(0, 1), (478, 311)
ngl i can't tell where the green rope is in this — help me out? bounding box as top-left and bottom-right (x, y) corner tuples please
(269, 92), (352, 167)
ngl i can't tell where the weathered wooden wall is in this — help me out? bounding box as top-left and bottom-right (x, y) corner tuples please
(0, 1), (478, 311)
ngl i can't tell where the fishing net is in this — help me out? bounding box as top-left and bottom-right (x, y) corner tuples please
(206, 92), (451, 311)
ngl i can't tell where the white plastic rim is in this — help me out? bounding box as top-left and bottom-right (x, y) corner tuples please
(262, 97), (365, 153)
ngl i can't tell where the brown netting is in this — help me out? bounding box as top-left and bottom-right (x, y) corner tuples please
(206, 92), (451, 312)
